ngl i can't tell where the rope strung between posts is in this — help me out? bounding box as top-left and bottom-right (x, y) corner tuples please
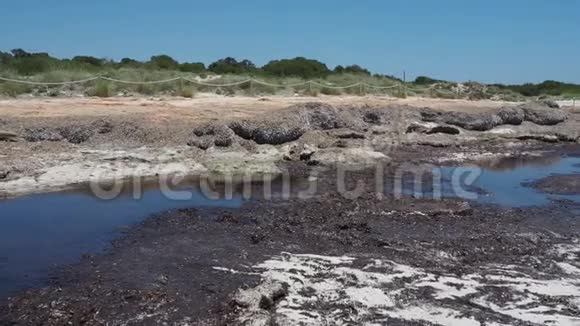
(0, 75), (403, 90)
(100, 77), (182, 84)
(0, 76), (100, 85)
(251, 79), (309, 88)
(181, 78), (252, 87)
(310, 81), (362, 89)
(362, 83), (400, 90)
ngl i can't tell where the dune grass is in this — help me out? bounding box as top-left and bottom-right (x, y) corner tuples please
(0, 67), (567, 101)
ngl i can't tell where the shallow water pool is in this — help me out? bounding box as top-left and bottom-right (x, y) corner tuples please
(0, 180), (242, 298)
(442, 154), (580, 207)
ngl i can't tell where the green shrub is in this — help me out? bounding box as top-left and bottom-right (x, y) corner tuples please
(320, 87), (341, 95)
(72, 56), (104, 67)
(12, 56), (53, 75)
(215, 87), (236, 97)
(414, 76), (442, 85)
(87, 82), (111, 97)
(208, 57), (256, 74)
(304, 88), (319, 97)
(178, 87), (195, 98)
(179, 62), (205, 73)
(0, 82), (32, 97)
(148, 55), (179, 70)
(136, 84), (155, 95)
(247, 83), (277, 96)
(262, 57), (330, 79)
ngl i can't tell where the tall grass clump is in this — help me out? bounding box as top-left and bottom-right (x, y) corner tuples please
(320, 87), (342, 95)
(87, 81), (111, 97)
(178, 87), (195, 98)
(0, 82), (32, 97)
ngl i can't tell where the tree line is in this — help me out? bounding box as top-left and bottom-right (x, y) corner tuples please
(0, 48), (391, 80)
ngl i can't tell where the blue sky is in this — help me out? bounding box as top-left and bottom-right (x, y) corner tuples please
(1, 0), (578, 84)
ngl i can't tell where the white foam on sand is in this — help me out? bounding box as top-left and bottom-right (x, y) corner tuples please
(232, 243), (580, 325)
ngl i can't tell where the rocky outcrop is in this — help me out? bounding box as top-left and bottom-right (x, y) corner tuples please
(57, 125), (94, 144)
(23, 127), (64, 142)
(232, 280), (289, 326)
(188, 123), (236, 149)
(406, 122), (460, 135)
(23, 125), (95, 144)
(518, 102), (567, 125)
(421, 110), (499, 131)
(92, 119), (114, 134)
(228, 103), (365, 145)
(496, 107), (525, 125)
(229, 120), (305, 145)
(421, 101), (568, 132)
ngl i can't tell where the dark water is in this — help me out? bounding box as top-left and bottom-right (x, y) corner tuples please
(441, 155), (580, 207)
(0, 180), (243, 298)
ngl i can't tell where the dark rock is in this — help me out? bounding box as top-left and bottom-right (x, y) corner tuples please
(421, 109), (500, 131)
(330, 129), (366, 139)
(252, 124), (306, 145)
(363, 111), (382, 124)
(334, 139), (349, 148)
(259, 295), (274, 310)
(0, 169), (10, 180)
(517, 102), (567, 125)
(428, 125), (460, 135)
(92, 119), (114, 134)
(297, 102), (347, 130)
(444, 112), (501, 131)
(555, 133), (578, 142)
(516, 134), (559, 143)
(23, 127), (63, 142)
(57, 126), (94, 144)
(541, 100), (560, 109)
(0, 130), (18, 142)
(191, 123), (236, 148)
(228, 121), (256, 140)
(216, 213), (240, 224)
(250, 232), (266, 244)
(214, 135), (233, 147)
(187, 137), (212, 150)
(406, 122), (460, 135)
(118, 122), (142, 137)
(299, 144), (316, 161)
(497, 107), (525, 125)
(229, 103), (356, 145)
(419, 101), (566, 133)
(406, 123), (429, 134)
(419, 108), (442, 122)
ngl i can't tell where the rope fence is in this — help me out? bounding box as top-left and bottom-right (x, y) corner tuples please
(2, 76), (575, 104)
(0, 75), (401, 91)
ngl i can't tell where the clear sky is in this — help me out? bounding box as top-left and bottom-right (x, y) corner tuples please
(1, 0), (578, 84)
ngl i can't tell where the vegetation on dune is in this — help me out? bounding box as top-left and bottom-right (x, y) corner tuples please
(492, 80), (580, 97)
(414, 76), (444, 85)
(0, 48), (578, 100)
(208, 57), (256, 75)
(262, 57), (330, 79)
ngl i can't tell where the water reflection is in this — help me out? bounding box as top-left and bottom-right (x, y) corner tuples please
(476, 154), (562, 171)
(446, 155), (580, 207)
